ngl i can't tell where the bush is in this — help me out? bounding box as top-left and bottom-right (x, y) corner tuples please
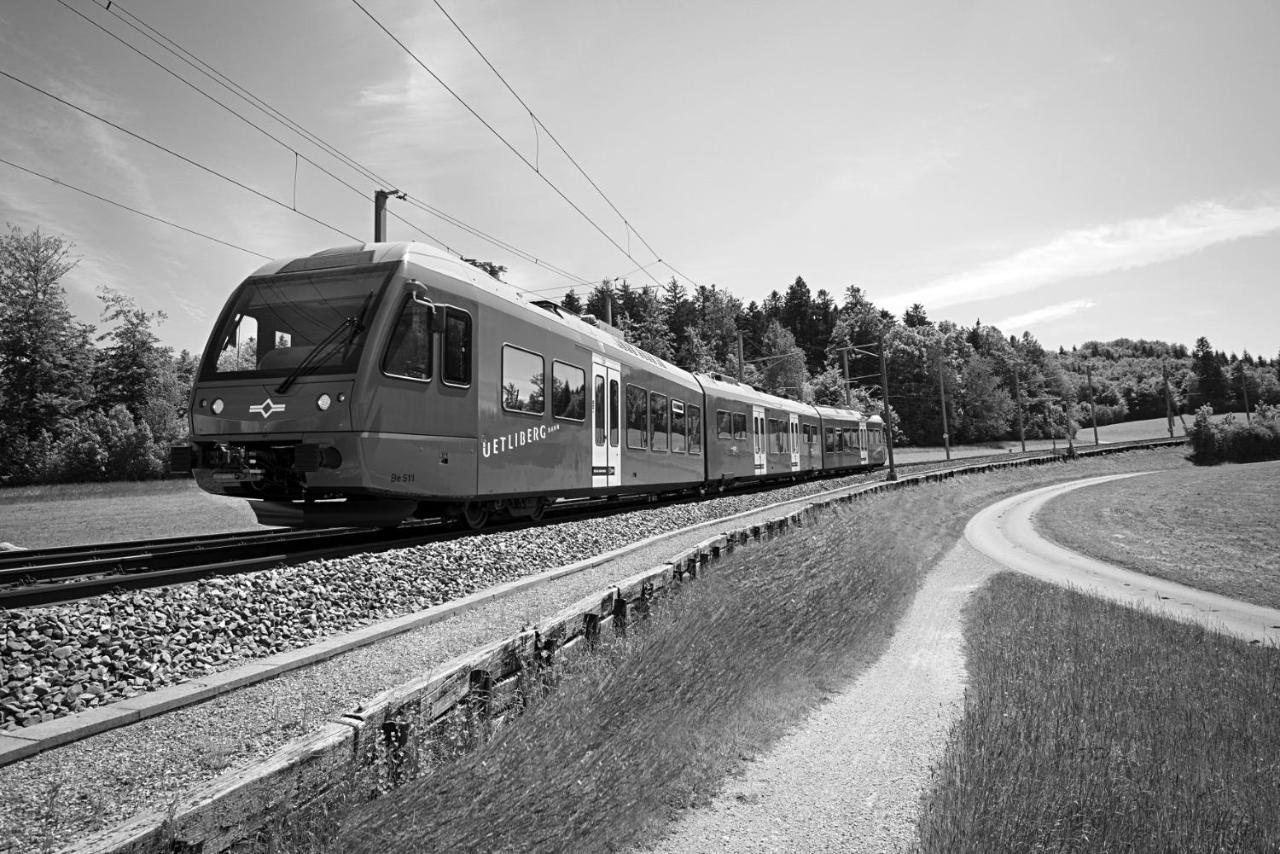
(1188, 404), (1280, 464)
(47, 405), (165, 482)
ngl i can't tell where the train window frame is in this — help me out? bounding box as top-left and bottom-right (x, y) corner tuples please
(732, 412), (748, 441)
(650, 391), (670, 453)
(500, 344), (545, 416)
(670, 399), (686, 454)
(688, 404), (703, 455)
(825, 426), (836, 453)
(381, 294), (434, 383)
(625, 384), (649, 449)
(551, 360), (587, 422)
(716, 409), (732, 440)
(609, 379), (620, 447)
(440, 307), (472, 387)
(594, 375), (606, 446)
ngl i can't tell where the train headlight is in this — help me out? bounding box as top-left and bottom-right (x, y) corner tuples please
(316, 393), (332, 412)
(211, 398), (225, 415)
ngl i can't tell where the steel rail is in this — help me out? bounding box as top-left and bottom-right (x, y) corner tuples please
(0, 437), (1185, 609)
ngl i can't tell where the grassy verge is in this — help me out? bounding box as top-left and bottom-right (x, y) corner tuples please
(916, 573), (1280, 852)
(1037, 460), (1280, 609)
(289, 449), (1189, 853)
(0, 480), (266, 548)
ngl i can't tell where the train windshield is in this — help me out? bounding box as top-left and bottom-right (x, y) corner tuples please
(201, 266), (392, 381)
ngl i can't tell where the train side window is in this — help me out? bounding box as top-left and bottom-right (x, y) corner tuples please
(732, 412), (748, 441)
(609, 380), (620, 447)
(442, 308), (472, 386)
(671, 399), (686, 453)
(825, 427), (836, 453)
(650, 392), (669, 452)
(626, 384), (649, 449)
(688, 405), (702, 454)
(716, 410), (732, 440)
(501, 345), (544, 415)
(843, 427), (855, 450)
(382, 296), (433, 382)
(552, 361), (586, 421)
(594, 376), (605, 446)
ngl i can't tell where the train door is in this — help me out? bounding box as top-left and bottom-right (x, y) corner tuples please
(859, 422), (869, 466)
(592, 355), (621, 488)
(788, 414), (800, 471)
(752, 405), (766, 473)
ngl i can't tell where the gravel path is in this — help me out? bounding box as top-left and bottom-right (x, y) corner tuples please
(644, 539), (1000, 854)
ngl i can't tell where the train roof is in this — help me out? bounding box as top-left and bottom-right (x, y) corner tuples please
(250, 242), (699, 389)
(695, 372), (808, 412)
(812, 403), (865, 421)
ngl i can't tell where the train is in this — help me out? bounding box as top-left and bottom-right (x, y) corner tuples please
(169, 242), (886, 528)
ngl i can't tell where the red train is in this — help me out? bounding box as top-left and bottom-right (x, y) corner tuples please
(170, 243), (885, 528)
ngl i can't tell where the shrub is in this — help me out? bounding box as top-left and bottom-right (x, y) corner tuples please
(47, 405), (165, 482)
(1187, 404), (1280, 464)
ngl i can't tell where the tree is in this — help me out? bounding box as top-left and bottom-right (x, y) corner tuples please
(560, 289), (583, 314)
(0, 225), (95, 481)
(624, 287), (675, 362)
(1190, 336), (1228, 410)
(757, 319), (808, 399)
(903, 303), (931, 328)
(461, 258), (507, 280)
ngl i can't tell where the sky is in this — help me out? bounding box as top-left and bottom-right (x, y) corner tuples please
(1, 0), (1278, 360)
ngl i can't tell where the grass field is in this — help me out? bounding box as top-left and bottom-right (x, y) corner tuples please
(915, 573), (1280, 853)
(1037, 460), (1280, 608)
(0, 479), (267, 548)
(290, 448), (1191, 853)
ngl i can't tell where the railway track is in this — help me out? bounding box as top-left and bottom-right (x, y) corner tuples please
(0, 437), (1184, 609)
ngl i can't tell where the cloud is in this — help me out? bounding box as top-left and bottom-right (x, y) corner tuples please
(892, 201), (1280, 311)
(994, 299), (1096, 332)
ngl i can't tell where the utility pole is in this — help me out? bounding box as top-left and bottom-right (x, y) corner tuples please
(737, 332), (745, 383)
(1085, 363), (1100, 445)
(373, 189), (405, 242)
(937, 347), (951, 461)
(1162, 360), (1175, 438)
(1241, 365), (1252, 423)
(877, 335), (897, 480)
(1013, 367), (1026, 452)
(841, 349), (851, 406)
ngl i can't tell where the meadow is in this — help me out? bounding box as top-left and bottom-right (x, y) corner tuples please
(1037, 460), (1280, 608)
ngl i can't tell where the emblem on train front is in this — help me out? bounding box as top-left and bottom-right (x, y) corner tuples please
(249, 398), (286, 419)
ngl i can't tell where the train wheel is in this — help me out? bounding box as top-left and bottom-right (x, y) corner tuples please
(528, 501), (548, 523)
(462, 502), (489, 530)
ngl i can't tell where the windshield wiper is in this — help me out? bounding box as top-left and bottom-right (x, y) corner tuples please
(275, 294), (373, 394)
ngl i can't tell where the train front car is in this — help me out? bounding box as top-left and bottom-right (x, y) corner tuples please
(173, 243), (474, 528)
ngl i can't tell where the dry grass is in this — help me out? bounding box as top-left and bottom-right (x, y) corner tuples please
(271, 449), (1190, 854)
(1038, 460), (1280, 609)
(916, 573), (1280, 853)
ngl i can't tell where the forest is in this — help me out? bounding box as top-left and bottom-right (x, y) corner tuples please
(3, 223), (1278, 485)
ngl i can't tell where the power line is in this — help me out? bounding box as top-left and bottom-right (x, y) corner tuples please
(75, 0), (594, 287)
(350, 0), (665, 287)
(430, 0), (699, 290)
(0, 156), (271, 260)
(0, 67), (361, 242)
(58, 0), (455, 249)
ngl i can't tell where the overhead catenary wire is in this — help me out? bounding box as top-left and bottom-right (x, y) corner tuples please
(0, 156), (272, 260)
(429, 0), (700, 289)
(350, 0), (666, 288)
(72, 0), (595, 288)
(0, 67), (361, 242)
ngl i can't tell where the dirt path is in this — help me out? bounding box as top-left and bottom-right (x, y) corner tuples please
(966, 472), (1280, 645)
(646, 539), (1002, 853)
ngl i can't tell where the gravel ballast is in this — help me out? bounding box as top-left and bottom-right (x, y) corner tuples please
(0, 473), (886, 852)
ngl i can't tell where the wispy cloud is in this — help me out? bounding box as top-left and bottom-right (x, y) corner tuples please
(893, 201), (1280, 311)
(995, 299), (1096, 332)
